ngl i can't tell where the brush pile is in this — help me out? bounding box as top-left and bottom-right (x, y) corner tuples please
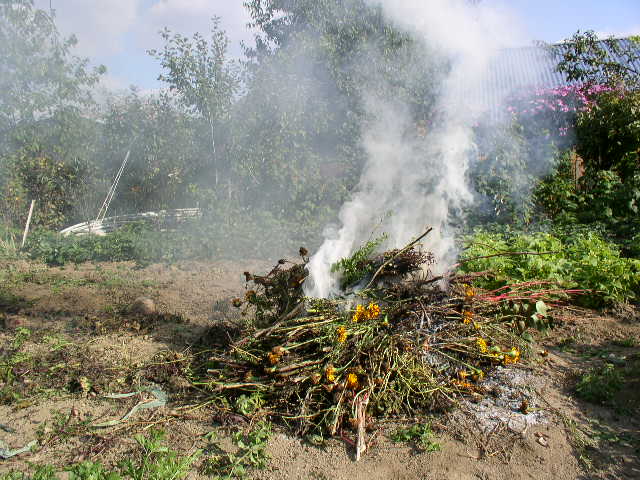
(202, 231), (543, 438)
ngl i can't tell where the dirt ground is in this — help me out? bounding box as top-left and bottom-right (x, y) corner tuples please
(0, 258), (638, 479)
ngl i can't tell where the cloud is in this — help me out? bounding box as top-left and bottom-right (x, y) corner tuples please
(593, 27), (640, 39)
(34, 0), (140, 57)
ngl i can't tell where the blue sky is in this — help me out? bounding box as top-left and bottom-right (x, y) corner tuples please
(36, 0), (640, 91)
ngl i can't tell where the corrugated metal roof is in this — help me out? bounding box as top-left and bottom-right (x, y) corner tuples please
(476, 38), (640, 122)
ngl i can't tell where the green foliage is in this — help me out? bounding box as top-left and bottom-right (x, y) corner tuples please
(575, 89), (640, 181)
(148, 18), (239, 187)
(0, 0), (104, 143)
(0, 430), (200, 480)
(331, 234), (387, 288)
(119, 430), (201, 480)
(575, 363), (624, 405)
(551, 30), (640, 88)
(390, 423), (441, 452)
(535, 149), (640, 255)
(24, 224), (155, 267)
(470, 122), (540, 226)
(234, 393), (265, 416)
(459, 229), (640, 306)
(203, 422), (271, 480)
(97, 90), (209, 215)
(1, 146), (91, 229)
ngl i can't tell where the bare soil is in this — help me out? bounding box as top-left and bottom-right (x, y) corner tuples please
(0, 258), (638, 479)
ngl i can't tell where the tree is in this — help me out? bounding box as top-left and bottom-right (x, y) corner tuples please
(551, 30), (640, 89)
(0, 0), (105, 147)
(236, 0), (443, 218)
(0, 0), (105, 228)
(148, 18), (239, 187)
(98, 90), (207, 214)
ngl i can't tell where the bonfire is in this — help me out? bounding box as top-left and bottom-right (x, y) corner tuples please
(199, 229), (567, 458)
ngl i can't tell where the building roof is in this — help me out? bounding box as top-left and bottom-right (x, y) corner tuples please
(477, 38), (640, 122)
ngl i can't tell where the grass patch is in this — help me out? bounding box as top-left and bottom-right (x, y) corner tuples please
(0, 430), (200, 480)
(390, 423), (441, 452)
(575, 363), (624, 405)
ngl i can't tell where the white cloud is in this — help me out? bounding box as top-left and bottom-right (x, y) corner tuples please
(35, 0), (140, 57)
(593, 27), (640, 39)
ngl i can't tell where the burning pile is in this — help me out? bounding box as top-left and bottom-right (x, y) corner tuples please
(202, 231), (531, 440)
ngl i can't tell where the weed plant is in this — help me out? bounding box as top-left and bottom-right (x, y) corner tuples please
(576, 363), (624, 405)
(459, 229), (640, 306)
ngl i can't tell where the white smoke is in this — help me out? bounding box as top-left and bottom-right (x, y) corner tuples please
(306, 0), (527, 298)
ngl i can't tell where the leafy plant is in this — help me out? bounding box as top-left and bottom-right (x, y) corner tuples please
(202, 422), (271, 480)
(331, 234), (387, 289)
(0, 430), (200, 480)
(390, 423), (441, 452)
(234, 393), (265, 416)
(550, 30), (640, 89)
(575, 363), (624, 405)
(119, 430), (201, 480)
(459, 229), (640, 306)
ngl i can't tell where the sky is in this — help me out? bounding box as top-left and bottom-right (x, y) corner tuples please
(34, 0), (640, 92)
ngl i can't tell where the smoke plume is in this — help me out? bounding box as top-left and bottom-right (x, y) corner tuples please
(306, 0), (527, 297)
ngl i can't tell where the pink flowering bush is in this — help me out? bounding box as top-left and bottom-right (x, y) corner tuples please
(506, 83), (617, 141)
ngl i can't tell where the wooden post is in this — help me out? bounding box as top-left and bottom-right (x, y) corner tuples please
(20, 200), (35, 249)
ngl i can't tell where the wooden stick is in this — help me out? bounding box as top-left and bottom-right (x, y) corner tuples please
(355, 392), (370, 461)
(365, 227), (433, 290)
(236, 302), (305, 347)
(20, 200), (35, 249)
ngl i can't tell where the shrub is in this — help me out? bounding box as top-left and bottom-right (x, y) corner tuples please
(459, 229), (640, 306)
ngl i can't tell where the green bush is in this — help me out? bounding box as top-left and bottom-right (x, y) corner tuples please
(535, 152), (640, 255)
(459, 229), (640, 306)
(576, 89), (640, 181)
(21, 203), (331, 267)
(576, 363), (624, 405)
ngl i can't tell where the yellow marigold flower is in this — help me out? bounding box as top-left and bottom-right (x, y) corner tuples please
(464, 284), (475, 299)
(267, 352), (281, 365)
(325, 365), (337, 383)
(346, 373), (359, 390)
(271, 346), (286, 355)
(503, 347), (521, 365)
(453, 380), (473, 390)
(476, 337), (488, 353)
(352, 304), (366, 323)
(336, 326), (347, 343)
(366, 303), (381, 319)
(462, 309), (473, 324)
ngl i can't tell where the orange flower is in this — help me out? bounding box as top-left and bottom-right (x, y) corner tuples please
(503, 347), (521, 365)
(346, 373), (359, 390)
(352, 304), (367, 323)
(476, 337), (488, 353)
(464, 284), (475, 299)
(336, 326), (347, 343)
(366, 303), (381, 319)
(462, 309), (473, 324)
(325, 365), (337, 383)
(267, 352), (281, 365)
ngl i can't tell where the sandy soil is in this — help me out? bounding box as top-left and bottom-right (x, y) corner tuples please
(0, 258), (638, 479)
